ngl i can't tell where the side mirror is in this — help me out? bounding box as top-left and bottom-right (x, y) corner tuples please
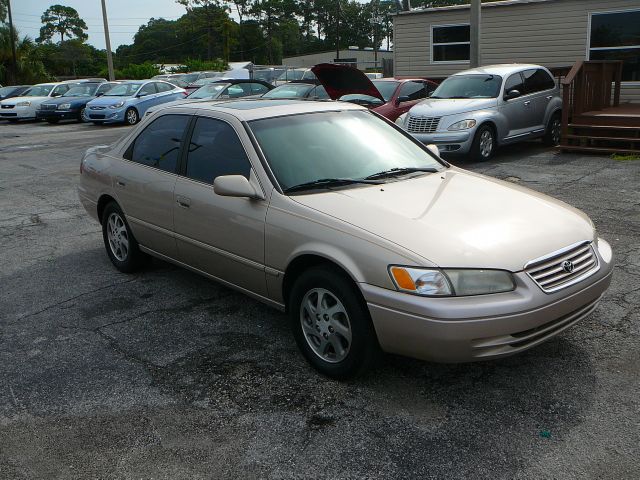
(214, 175), (260, 199)
(396, 95), (410, 105)
(52, 92), (62, 97)
(426, 144), (440, 157)
(96, 92), (104, 97)
(504, 89), (521, 101)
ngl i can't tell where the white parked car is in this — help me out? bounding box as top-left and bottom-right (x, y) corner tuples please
(0, 82), (78, 121)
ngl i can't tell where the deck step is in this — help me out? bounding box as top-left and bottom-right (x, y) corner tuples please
(568, 124), (640, 131)
(558, 144), (640, 154)
(564, 134), (640, 142)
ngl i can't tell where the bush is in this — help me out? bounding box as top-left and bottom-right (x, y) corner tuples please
(98, 62), (160, 80)
(176, 58), (228, 73)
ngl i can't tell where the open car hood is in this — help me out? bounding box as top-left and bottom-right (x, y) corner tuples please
(311, 63), (384, 102)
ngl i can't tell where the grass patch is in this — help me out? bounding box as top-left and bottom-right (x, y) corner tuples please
(611, 153), (640, 161)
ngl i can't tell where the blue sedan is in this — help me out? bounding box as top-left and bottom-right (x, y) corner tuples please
(85, 80), (186, 125)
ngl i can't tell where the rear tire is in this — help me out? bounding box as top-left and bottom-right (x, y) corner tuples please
(101, 202), (147, 273)
(542, 112), (562, 146)
(289, 266), (380, 379)
(470, 124), (496, 162)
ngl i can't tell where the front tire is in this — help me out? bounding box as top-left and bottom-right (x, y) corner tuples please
(542, 112), (562, 146)
(470, 124), (496, 162)
(101, 202), (147, 273)
(289, 266), (380, 379)
(124, 107), (139, 125)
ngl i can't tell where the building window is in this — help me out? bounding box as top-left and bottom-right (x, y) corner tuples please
(589, 10), (640, 81)
(432, 24), (470, 63)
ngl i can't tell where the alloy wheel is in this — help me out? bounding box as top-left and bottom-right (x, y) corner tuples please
(126, 109), (138, 125)
(106, 212), (129, 262)
(551, 118), (561, 145)
(300, 288), (352, 363)
(480, 129), (494, 158)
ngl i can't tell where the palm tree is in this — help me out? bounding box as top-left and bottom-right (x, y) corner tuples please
(0, 25), (50, 84)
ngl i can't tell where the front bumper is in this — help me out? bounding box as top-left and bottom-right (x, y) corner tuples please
(409, 130), (474, 153)
(360, 240), (613, 363)
(0, 106), (36, 119)
(87, 107), (125, 124)
(36, 109), (81, 121)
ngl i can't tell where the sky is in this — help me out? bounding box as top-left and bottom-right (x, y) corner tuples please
(11, 0), (191, 50)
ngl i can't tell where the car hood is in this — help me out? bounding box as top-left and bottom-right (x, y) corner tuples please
(290, 168), (595, 271)
(311, 63), (384, 102)
(1, 95), (49, 105)
(409, 98), (497, 117)
(87, 96), (132, 107)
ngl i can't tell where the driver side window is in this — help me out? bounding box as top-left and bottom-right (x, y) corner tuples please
(399, 82), (427, 101)
(504, 73), (524, 96)
(139, 83), (157, 96)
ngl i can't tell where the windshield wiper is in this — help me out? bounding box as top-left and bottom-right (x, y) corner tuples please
(284, 177), (382, 193)
(364, 167), (439, 180)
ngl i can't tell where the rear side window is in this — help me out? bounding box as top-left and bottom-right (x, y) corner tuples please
(522, 69), (556, 94)
(399, 81), (427, 101)
(225, 84), (253, 98)
(310, 86), (329, 99)
(126, 114), (190, 173)
(185, 117), (251, 184)
(156, 82), (173, 92)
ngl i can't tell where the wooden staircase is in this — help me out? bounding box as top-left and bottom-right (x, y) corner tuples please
(560, 60), (640, 155)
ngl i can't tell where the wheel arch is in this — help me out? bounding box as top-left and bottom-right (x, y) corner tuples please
(282, 253), (363, 313)
(97, 194), (118, 223)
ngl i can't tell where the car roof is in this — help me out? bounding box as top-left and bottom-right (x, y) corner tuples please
(163, 98), (364, 121)
(454, 64), (547, 76)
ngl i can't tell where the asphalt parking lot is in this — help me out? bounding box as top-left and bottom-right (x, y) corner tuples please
(1, 119), (639, 480)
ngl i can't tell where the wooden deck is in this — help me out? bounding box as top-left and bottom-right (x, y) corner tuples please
(560, 61), (640, 154)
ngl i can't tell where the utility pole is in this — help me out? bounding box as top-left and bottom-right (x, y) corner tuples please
(370, 3), (383, 71)
(101, 0), (115, 81)
(470, 0), (481, 68)
(335, 1), (340, 60)
(7, 0), (18, 84)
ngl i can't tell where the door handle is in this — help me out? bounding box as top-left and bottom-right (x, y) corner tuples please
(176, 196), (191, 208)
(546, 95), (553, 100)
(523, 101), (531, 107)
(116, 179), (126, 187)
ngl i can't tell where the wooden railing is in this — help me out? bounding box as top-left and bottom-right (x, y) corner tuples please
(561, 60), (623, 136)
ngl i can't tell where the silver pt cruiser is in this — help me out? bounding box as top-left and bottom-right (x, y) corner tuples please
(78, 99), (612, 378)
(396, 64), (563, 161)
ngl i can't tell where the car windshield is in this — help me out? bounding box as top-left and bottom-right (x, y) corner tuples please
(431, 74), (503, 99)
(104, 83), (142, 96)
(371, 81), (399, 101)
(263, 84), (314, 99)
(187, 83), (228, 99)
(277, 70), (306, 81)
(0, 86), (20, 96)
(181, 73), (199, 83)
(249, 110), (444, 192)
(24, 85), (54, 97)
(193, 77), (220, 86)
(63, 84), (100, 97)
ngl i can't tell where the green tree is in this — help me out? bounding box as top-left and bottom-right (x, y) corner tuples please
(0, 26), (50, 84)
(37, 4), (88, 43)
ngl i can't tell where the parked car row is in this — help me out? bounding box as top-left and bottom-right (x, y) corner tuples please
(2, 63), (563, 161)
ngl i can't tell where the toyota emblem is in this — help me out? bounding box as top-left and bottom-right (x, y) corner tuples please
(562, 260), (574, 273)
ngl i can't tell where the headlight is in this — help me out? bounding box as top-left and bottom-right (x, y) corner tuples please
(389, 266), (514, 296)
(448, 119), (477, 131)
(395, 113), (408, 127)
(16, 101), (31, 107)
(109, 101), (125, 109)
(59, 103), (71, 110)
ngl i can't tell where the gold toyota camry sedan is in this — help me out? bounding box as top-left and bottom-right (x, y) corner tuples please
(78, 99), (613, 378)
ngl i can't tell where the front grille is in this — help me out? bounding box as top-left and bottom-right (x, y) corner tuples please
(407, 115), (441, 134)
(525, 242), (598, 293)
(40, 104), (57, 111)
(1, 104), (15, 109)
(89, 114), (105, 119)
(90, 106), (106, 110)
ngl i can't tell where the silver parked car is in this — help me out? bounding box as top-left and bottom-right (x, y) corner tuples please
(78, 100), (612, 378)
(396, 64), (563, 161)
